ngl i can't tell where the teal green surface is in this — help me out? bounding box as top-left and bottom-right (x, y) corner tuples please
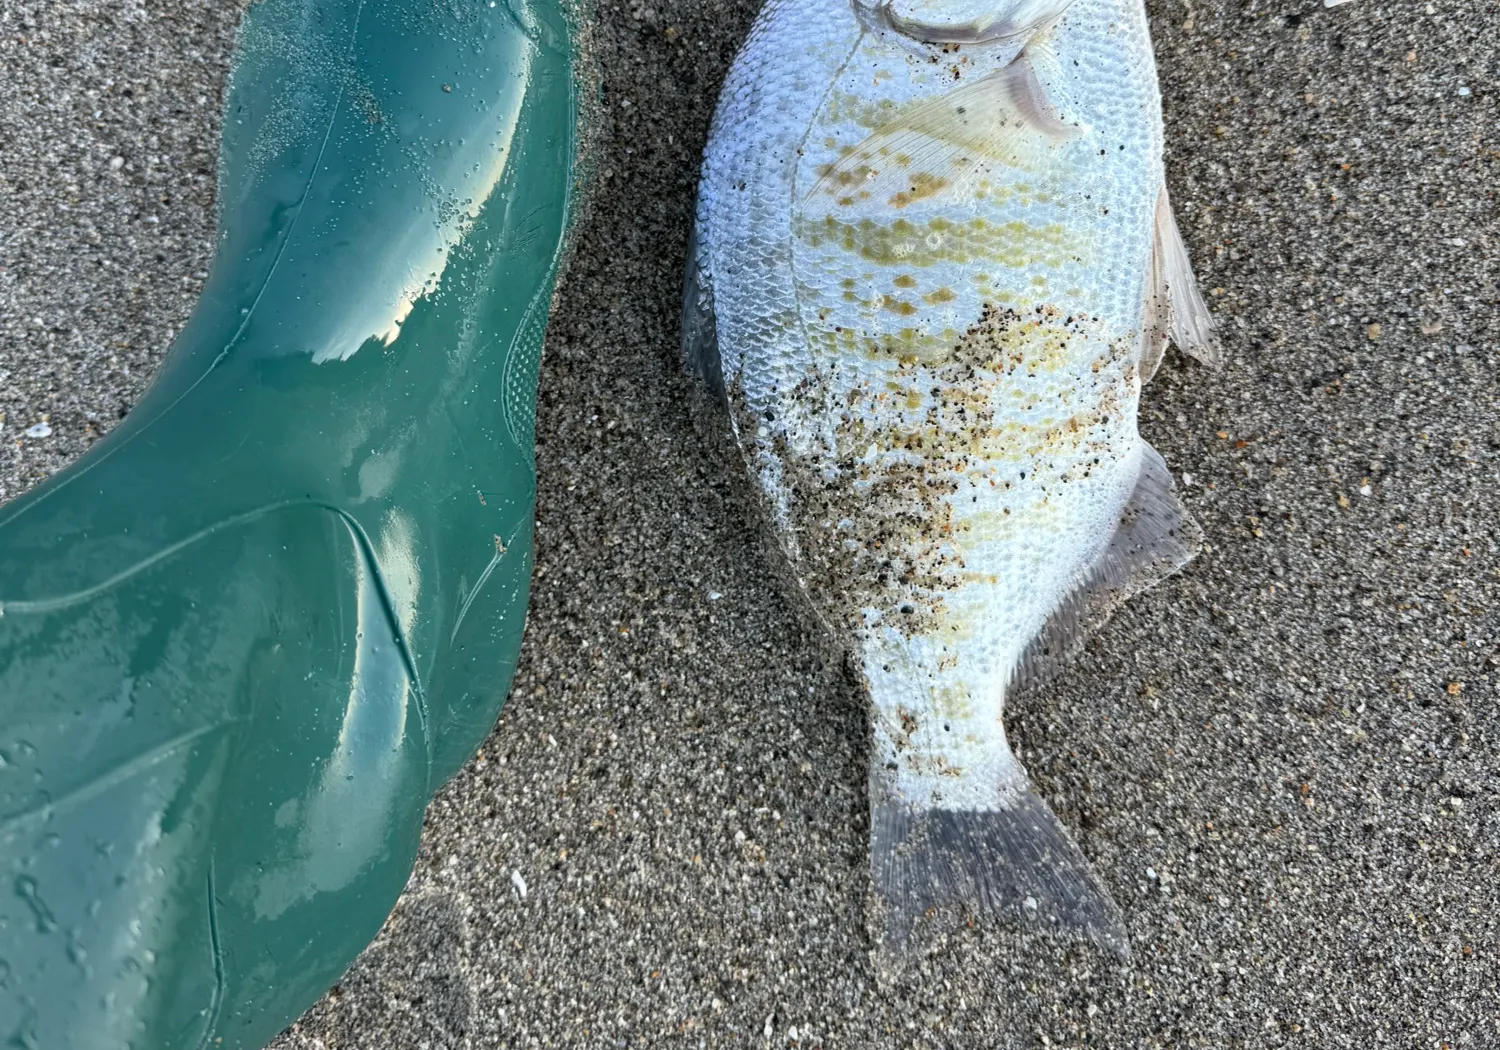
(0, 0), (577, 1046)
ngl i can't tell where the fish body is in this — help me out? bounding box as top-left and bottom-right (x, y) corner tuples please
(686, 0), (1216, 955)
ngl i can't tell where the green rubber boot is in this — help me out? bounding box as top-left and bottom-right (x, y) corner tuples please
(0, 0), (578, 1046)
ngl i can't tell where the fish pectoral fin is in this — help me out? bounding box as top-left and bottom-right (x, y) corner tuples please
(803, 45), (1083, 213)
(1012, 441), (1201, 695)
(1146, 183), (1221, 375)
(869, 774), (1128, 970)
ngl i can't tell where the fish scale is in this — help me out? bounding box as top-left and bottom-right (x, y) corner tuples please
(687, 0), (1218, 959)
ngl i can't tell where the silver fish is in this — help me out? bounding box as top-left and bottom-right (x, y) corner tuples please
(684, 0), (1217, 957)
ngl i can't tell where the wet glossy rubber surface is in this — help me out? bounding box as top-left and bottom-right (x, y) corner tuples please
(0, 0), (575, 1046)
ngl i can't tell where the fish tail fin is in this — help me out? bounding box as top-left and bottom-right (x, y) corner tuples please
(868, 772), (1128, 970)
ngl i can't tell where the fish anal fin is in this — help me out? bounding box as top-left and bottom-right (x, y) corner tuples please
(1146, 183), (1220, 375)
(804, 47), (1082, 213)
(1013, 441), (1201, 694)
(869, 780), (1128, 971)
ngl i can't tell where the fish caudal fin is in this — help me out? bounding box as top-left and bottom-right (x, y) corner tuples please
(1144, 183), (1221, 379)
(869, 776), (1128, 967)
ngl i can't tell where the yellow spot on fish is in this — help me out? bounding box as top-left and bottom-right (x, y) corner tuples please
(888, 172), (951, 209)
(818, 162), (879, 189)
(795, 215), (1088, 269)
(931, 683), (975, 721)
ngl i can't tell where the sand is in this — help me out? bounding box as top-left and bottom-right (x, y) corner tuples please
(1, 0), (1495, 1046)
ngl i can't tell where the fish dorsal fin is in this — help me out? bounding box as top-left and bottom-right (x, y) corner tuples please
(680, 221), (727, 401)
(1143, 183), (1220, 379)
(1011, 441), (1201, 695)
(803, 46), (1083, 213)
